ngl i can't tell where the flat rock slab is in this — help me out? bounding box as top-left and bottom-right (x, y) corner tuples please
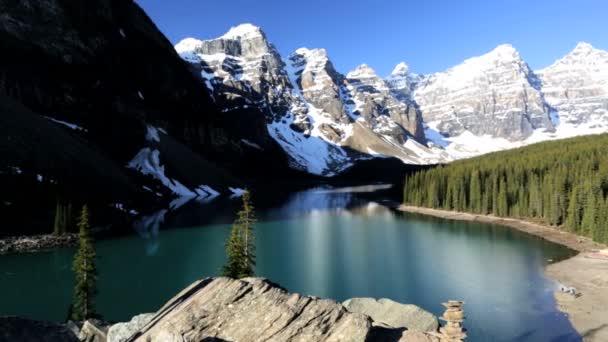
(129, 277), (373, 342)
(126, 277), (439, 342)
(108, 313), (155, 342)
(343, 298), (439, 332)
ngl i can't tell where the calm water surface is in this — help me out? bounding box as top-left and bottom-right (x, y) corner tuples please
(0, 186), (579, 341)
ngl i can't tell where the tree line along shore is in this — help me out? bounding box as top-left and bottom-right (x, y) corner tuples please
(403, 133), (608, 244)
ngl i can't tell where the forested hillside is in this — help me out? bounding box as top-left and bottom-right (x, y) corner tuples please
(403, 134), (608, 243)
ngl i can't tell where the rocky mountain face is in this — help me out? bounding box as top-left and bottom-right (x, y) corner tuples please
(411, 44), (554, 141)
(537, 42), (608, 130)
(385, 42), (608, 158)
(178, 24), (608, 166)
(176, 24), (441, 176)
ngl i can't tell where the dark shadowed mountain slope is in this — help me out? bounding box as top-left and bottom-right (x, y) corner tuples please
(0, 0), (293, 235)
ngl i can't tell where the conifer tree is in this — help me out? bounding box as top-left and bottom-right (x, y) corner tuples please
(53, 201), (65, 235)
(222, 191), (256, 278)
(72, 205), (97, 320)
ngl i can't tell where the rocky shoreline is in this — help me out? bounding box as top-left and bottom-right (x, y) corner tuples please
(399, 205), (608, 341)
(0, 277), (446, 342)
(0, 233), (78, 255)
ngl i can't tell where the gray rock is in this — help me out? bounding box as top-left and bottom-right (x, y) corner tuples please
(174, 24), (442, 175)
(536, 42), (608, 130)
(128, 277), (437, 342)
(343, 298), (439, 332)
(107, 313), (155, 342)
(411, 44), (554, 141)
(78, 320), (107, 342)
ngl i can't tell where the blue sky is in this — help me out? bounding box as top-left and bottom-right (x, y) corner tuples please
(137, 0), (607, 76)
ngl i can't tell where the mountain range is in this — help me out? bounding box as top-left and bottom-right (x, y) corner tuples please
(177, 24), (608, 167)
(0, 0), (606, 235)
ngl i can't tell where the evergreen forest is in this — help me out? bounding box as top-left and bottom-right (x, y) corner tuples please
(403, 134), (608, 243)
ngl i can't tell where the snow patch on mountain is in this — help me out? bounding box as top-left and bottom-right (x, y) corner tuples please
(127, 148), (195, 197)
(44, 116), (86, 131)
(146, 125), (161, 142)
(267, 118), (352, 176)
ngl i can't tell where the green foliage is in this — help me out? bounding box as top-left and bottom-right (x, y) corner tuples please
(222, 191), (256, 278)
(53, 201), (74, 235)
(72, 205), (97, 320)
(403, 134), (608, 244)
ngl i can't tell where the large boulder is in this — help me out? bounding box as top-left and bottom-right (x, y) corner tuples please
(107, 313), (155, 342)
(343, 298), (439, 332)
(78, 320), (107, 342)
(129, 277), (373, 341)
(127, 277), (442, 342)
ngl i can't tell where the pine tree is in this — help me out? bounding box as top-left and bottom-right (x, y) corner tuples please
(469, 170), (481, 213)
(72, 205), (97, 320)
(54, 201), (74, 235)
(566, 186), (581, 232)
(222, 191), (256, 278)
(53, 201), (65, 235)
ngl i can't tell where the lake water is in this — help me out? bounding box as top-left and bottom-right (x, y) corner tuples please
(0, 186), (579, 341)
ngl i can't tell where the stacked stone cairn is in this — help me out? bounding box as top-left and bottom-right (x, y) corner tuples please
(431, 300), (466, 341)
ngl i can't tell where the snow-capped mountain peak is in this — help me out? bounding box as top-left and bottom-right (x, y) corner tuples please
(347, 64), (378, 79)
(174, 37), (203, 54)
(174, 23), (608, 174)
(221, 23), (264, 40)
(536, 42), (608, 133)
(490, 43), (519, 56)
(390, 62), (410, 76)
(572, 41), (595, 54)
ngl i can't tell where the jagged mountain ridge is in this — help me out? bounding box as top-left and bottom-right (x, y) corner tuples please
(389, 42), (608, 157)
(177, 23), (608, 164)
(175, 24), (443, 176)
(537, 42), (608, 131)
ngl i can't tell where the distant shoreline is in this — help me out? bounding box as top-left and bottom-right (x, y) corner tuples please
(399, 205), (608, 341)
(0, 233), (77, 255)
(398, 205), (603, 252)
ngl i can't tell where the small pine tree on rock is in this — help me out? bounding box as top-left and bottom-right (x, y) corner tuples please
(72, 205), (97, 320)
(222, 191), (256, 278)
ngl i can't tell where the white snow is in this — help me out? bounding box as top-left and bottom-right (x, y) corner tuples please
(146, 125), (161, 143)
(195, 185), (220, 198)
(128, 148), (224, 203)
(229, 187), (247, 198)
(44, 116), (86, 131)
(127, 148), (196, 197)
(390, 62), (410, 76)
(241, 139), (263, 150)
(175, 37), (203, 54)
(221, 23), (263, 40)
(11, 166), (22, 174)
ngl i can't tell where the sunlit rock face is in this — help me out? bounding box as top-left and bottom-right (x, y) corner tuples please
(175, 24), (443, 175)
(412, 44), (554, 141)
(345, 64), (426, 143)
(537, 42), (608, 129)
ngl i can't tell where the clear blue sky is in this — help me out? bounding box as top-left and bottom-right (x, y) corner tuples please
(137, 0), (607, 76)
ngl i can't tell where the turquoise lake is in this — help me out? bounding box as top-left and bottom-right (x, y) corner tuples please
(0, 186), (579, 341)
